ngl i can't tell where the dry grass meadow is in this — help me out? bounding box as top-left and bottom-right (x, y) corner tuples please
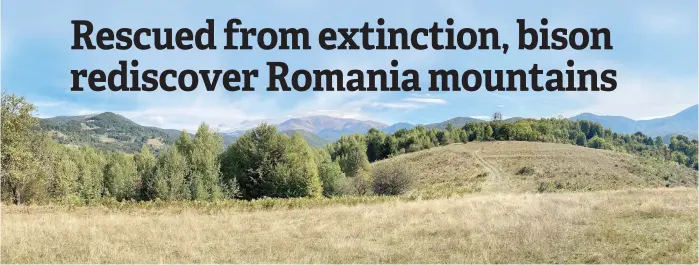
(2, 142), (698, 263)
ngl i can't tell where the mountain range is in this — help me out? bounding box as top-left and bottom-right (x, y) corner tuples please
(570, 105), (698, 140)
(39, 104), (698, 153)
(277, 116), (388, 141)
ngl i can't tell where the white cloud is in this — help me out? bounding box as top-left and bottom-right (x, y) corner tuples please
(33, 100), (66, 108)
(366, 95), (448, 111)
(404, 97), (447, 104)
(370, 102), (421, 109)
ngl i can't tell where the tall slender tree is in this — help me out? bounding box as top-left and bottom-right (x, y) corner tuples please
(191, 123), (224, 200)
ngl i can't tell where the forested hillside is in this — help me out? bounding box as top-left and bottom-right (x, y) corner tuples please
(40, 113), (329, 152)
(40, 112), (180, 153)
(38, 112), (414, 152)
(2, 94), (697, 204)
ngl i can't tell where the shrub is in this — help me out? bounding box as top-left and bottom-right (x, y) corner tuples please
(349, 172), (373, 195)
(537, 182), (564, 193)
(587, 136), (610, 150)
(371, 161), (415, 195)
(516, 166), (536, 175)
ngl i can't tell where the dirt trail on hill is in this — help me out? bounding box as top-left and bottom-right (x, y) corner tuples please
(471, 150), (509, 193)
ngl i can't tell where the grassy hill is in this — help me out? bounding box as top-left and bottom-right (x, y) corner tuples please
(374, 141), (697, 197)
(40, 112), (180, 153)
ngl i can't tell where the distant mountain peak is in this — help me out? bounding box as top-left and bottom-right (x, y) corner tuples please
(569, 104), (697, 139)
(277, 116), (388, 137)
(420, 117), (485, 130)
(675, 104), (698, 117)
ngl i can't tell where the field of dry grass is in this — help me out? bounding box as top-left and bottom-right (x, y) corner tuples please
(383, 142), (697, 196)
(464, 141), (697, 192)
(2, 142), (697, 263)
(375, 145), (489, 197)
(3, 188), (696, 263)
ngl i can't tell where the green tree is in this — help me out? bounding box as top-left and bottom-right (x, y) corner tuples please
(484, 125), (493, 140)
(75, 147), (106, 202)
(314, 148), (347, 196)
(671, 152), (689, 167)
(174, 131), (194, 159)
(365, 128), (386, 162)
(382, 135), (398, 158)
(575, 134), (587, 146)
(330, 135), (371, 179)
(46, 146), (79, 201)
(134, 145), (156, 200)
(458, 130), (469, 143)
(328, 135), (372, 194)
(436, 130), (453, 145)
(221, 124), (322, 199)
(1, 94), (46, 204)
(190, 123), (224, 200)
(654, 136), (664, 147)
(102, 153), (138, 201)
(268, 134), (322, 198)
(153, 147), (189, 200)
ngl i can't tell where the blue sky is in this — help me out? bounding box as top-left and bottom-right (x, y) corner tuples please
(2, 0), (697, 131)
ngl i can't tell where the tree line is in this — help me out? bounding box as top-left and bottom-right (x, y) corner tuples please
(358, 114), (697, 171)
(2, 94), (696, 204)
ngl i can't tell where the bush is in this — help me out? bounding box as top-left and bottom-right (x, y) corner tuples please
(371, 161), (415, 195)
(349, 172), (373, 195)
(516, 166), (536, 175)
(537, 182), (562, 193)
(587, 136), (610, 150)
(328, 170), (373, 196)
